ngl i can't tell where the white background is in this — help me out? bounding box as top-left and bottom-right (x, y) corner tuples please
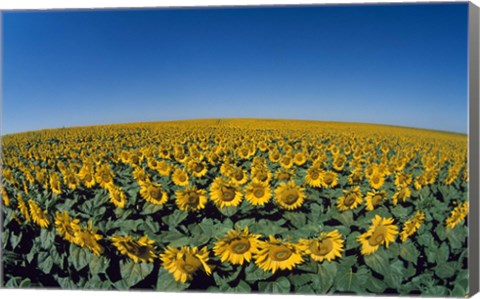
(0, 0), (479, 298)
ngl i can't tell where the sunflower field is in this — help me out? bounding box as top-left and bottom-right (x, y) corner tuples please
(0, 119), (469, 296)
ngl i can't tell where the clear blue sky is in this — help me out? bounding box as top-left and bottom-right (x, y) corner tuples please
(2, 3), (469, 135)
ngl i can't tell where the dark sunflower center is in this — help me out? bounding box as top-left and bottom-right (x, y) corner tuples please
(149, 187), (161, 199)
(324, 175), (333, 185)
(270, 246), (293, 261)
(194, 164), (204, 173)
(344, 194), (356, 206)
(234, 172), (244, 181)
(368, 228), (386, 246)
(253, 188), (265, 198)
(278, 173), (291, 180)
(257, 172), (268, 181)
(283, 190), (299, 204)
(230, 239), (250, 254)
(186, 194), (199, 205)
(101, 173), (110, 181)
(178, 174), (187, 182)
(222, 188), (236, 202)
(310, 239), (333, 256)
(372, 194), (383, 206)
(310, 171), (319, 180)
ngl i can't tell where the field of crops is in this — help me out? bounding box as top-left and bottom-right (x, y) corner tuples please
(0, 119), (469, 295)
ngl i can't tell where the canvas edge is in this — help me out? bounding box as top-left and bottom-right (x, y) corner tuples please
(468, 1), (480, 297)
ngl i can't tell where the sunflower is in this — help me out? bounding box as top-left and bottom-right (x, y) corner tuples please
(268, 149), (282, 163)
(140, 182), (168, 205)
(213, 227), (260, 265)
(446, 201), (468, 229)
(254, 236), (305, 274)
(78, 166), (96, 188)
(108, 185), (127, 208)
(49, 172), (62, 195)
(95, 164), (114, 189)
(348, 168), (364, 185)
(275, 168), (295, 181)
(175, 186), (208, 211)
(392, 186), (411, 205)
(293, 152), (307, 166)
(400, 211), (425, 242)
(210, 177), (243, 208)
(132, 167), (150, 185)
(17, 194), (30, 222)
(357, 215), (398, 255)
(332, 154), (347, 172)
(299, 230), (344, 262)
(230, 167), (249, 186)
(161, 246), (211, 283)
(111, 235), (157, 263)
(251, 167), (272, 184)
(369, 171), (385, 190)
(55, 211), (81, 243)
(63, 170), (79, 190)
(394, 172), (412, 188)
(337, 186), (363, 211)
(73, 220), (104, 256)
(156, 161), (172, 176)
(172, 168), (189, 186)
(28, 200), (50, 228)
(187, 160), (208, 178)
(365, 190), (387, 211)
(2, 188), (10, 207)
(321, 170), (338, 188)
(275, 181), (305, 210)
(245, 181), (272, 206)
(305, 166), (323, 188)
(279, 155), (294, 169)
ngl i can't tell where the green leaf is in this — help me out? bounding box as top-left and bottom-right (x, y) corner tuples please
(316, 261), (337, 293)
(120, 260), (154, 288)
(384, 260), (405, 289)
(363, 249), (390, 275)
(399, 241), (420, 265)
(219, 206), (238, 217)
(69, 245), (91, 271)
(231, 280), (252, 293)
(365, 277), (387, 293)
(162, 210), (188, 228)
(345, 231), (361, 250)
(258, 277), (291, 293)
(156, 267), (190, 291)
(89, 255), (109, 274)
(435, 262), (456, 279)
(283, 212), (307, 228)
(424, 285), (448, 296)
(244, 263), (273, 282)
(332, 211), (354, 227)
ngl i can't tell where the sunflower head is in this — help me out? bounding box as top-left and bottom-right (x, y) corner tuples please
(161, 246), (211, 283)
(140, 182), (168, 205)
(337, 187), (363, 211)
(357, 215), (398, 255)
(254, 235), (305, 274)
(305, 166), (323, 188)
(175, 186), (208, 211)
(28, 200), (50, 228)
(172, 168), (189, 186)
(446, 201), (468, 229)
(274, 181), (305, 210)
(365, 190), (387, 211)
(299, 230), (344, 262)
(73, 220), (104, 256)
(210, 177), (243, 208)
(245, 181), (272, 206)
(112, 235), (157, 263)
(321, 171), (338, 188)
(213, 227), (260, 265)
(55, 211), (81, 243)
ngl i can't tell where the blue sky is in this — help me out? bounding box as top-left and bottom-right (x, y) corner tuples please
(2, 3), (469, 134)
